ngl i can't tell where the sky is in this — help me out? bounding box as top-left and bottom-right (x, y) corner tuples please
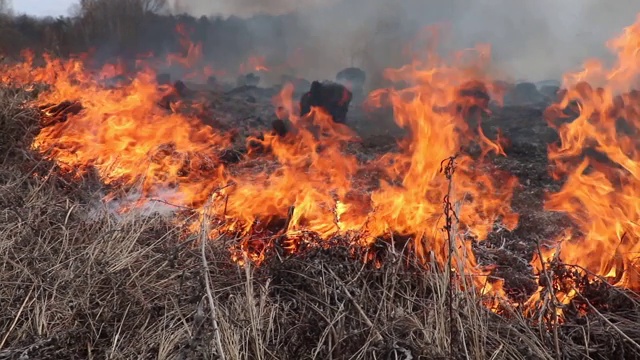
(14, 0), (76, 17)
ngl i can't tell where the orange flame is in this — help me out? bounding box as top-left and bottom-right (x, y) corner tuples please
(239, 55), (270, 74)
(2, 29), (519, 308)
(542, 14), (640, 294)
(6, 14), (639, 322)
(165, 23), (227, 81)
(497, 14), (640, 322)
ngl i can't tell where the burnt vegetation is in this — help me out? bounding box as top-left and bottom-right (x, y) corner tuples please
(1, 1), (640, 360)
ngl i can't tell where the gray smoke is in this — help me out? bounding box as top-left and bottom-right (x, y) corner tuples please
(169, 0), (640, 85)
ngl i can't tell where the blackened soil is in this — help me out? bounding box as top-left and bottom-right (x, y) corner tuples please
(478, 105), (571, 299)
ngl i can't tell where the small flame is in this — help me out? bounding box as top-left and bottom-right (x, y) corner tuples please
(239, 55), (270, 73)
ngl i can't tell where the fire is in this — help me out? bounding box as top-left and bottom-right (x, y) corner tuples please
(0, 28), (518, 291)
(503, 14), (640, 323)
(541, 14), (640, 297)
(239, 55), (270, 73)
(166, 23), (227, 81)
(37, 68), (230, 208)
(361, 47), (519, 265)
(5, 10), (640, 324)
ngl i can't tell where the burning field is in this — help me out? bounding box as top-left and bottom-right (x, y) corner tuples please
(3, 7), (640, 360)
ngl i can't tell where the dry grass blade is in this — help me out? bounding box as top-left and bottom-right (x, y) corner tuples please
(326, 266), (383, 343)
(200, 199), (226, 360)
(580, 290), (640, 352)
(535, 240), (561, 360)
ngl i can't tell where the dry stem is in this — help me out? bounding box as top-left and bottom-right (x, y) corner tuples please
(200, 200), (226, 360)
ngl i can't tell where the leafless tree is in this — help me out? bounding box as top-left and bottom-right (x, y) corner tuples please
(73, 0), (168, 51)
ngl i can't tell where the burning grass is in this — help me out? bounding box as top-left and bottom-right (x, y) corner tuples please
(1, 86), (640, 360)
(6, 12), (640, 359)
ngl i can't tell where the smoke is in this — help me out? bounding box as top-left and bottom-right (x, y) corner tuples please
(169, 0), (338, 17)
(168, 0), (640, 84)
(447, 0), (640, 81)
(87, 188), (186, 221)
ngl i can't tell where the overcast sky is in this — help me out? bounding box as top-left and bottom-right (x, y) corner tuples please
(14, 0), (76, 17)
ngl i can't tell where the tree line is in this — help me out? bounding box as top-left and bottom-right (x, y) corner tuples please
(0, 0), (303, 74)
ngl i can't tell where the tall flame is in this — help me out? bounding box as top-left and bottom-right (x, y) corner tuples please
(542, 14), (640, 291)
(361, 44), (519, 265)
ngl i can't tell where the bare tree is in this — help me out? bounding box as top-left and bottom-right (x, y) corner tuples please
(74, 0), (168, 51)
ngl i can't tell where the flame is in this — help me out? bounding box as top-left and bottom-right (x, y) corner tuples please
(10, 53), (232, 208)
(6, 14), (640, 322)
(0, 27), (521, 311)
(166, 23), (227, 81)
(541, 14), (640, 296)
(361, 43), (518, 297)
(239, 55), (270, 73)
(499, 14), (640, 322)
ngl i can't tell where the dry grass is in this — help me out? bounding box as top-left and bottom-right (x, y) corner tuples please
(0, 88), (640, 359)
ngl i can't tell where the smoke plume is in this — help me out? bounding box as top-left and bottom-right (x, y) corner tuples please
(167, 0), (640, 84)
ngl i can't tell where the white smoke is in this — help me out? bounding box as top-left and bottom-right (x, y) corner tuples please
(169, 0), (338, 16)
(87, 188), (186, 222)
